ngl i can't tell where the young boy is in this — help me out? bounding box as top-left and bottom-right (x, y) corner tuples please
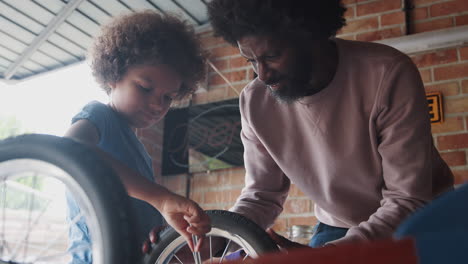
(64, 11), (210, 263)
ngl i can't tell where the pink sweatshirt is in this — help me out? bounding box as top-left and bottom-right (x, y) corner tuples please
(230, 38), (454, 244)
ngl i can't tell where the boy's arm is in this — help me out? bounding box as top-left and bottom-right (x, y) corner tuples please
(64, 119), (211, 251)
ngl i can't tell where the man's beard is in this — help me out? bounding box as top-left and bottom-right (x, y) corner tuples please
(268, 62), (316, 104)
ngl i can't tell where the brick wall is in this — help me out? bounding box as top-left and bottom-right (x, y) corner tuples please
(139, 0), (468, 235)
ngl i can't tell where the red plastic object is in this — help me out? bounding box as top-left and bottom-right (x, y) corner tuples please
(228, 238), (418, 264)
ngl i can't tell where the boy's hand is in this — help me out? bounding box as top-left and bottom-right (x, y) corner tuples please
(157, 192), (211, 252)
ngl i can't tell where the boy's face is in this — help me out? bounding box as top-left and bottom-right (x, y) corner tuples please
(237, 34), (324, 103)
(108, 64), (182, 128)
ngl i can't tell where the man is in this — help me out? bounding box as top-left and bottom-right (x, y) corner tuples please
(207, 0), (454, 247)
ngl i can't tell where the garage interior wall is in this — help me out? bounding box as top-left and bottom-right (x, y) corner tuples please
(136, 0), (468, 234)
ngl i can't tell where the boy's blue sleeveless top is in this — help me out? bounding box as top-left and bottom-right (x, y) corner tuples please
(67, 101), (163, 263)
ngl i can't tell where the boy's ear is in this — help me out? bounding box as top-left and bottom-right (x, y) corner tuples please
(108, 82), (116, 89)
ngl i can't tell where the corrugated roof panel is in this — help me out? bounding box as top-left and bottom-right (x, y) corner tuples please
(23, 60), (48, 73)
(15, 67), (35, 78)
(175, 0), (209, 24)
(0, 31), (28, 54)
(55, 22), (94, 48)
(48, 33), (88, 55)
(2, 0), (55, 25)
(0, 16), (36, 44)
(0, 0), (212, 81)
(33, 0), (66, 14)
(0, 2), (45, 34)
(90, 0), (132, 17)
(119, 0), (162, 13)
(0, 56), (12, 68)
(38, 42), (81, 63)
(0, 45), (18, 62)
(30, 51), (64, 68)
(66, 11), (102, 37)
(149, 0), (198, 25)
(76, 1), (113, 26)
(20, 64), (39, 75)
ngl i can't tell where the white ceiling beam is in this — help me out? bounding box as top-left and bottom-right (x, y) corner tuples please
(377, 25), (468, 55)
(4, 0), (86, 80)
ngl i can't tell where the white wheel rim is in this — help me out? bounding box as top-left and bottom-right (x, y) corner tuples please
(0, 159), (103, 264)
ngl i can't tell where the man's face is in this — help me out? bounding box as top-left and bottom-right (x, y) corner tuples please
(237, 34), (316, 103)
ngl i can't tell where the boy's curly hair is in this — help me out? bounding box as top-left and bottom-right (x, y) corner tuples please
(207, 0), (347, 45)
(89, 10), (206, 98)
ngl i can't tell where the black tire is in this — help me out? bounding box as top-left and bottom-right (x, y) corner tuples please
(0, 134), (138, 264)
(144, 210), (279, 263)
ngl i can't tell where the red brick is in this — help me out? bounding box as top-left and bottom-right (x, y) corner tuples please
(336, 34), (357, 40)
(140, 138), (156, 156)
(357, 0), (402, 16)
(228, 168), (245, 185)
(356, 27), (403, 41)
(430, 0), (468, 17)
(453, 169), (468, 185)
(440, 151), (467, 166)
(209, 70), (247, 86)
(284, 199), (311, 214)
(434, 63), (468, 81)
(208, 74), (225, 87)
(204, 188), (242, 204)
(227, 83), (244, 98)
(229, 69), (247, 82)
(445, 96), (468, 114)
(342, 0), (356, 5)
(460, 46), (468, 61)
(462, 80), (468, 94)
(208, 59), (229, 74)
(288, 216), (318, 226)
(411, 49), (458, 68)
(437, 133), (468, 150)
(344, 5), (356, 19)
(413, 17), (454, 33)
(271, 218), (288, 233)
(247, 68), (256, 80)
(431, 116), (464, 133)
(414, 0), (444, 5)
(289, 184), (306, 197)
(456, 14), (468, 26)
(200, 36), (225, 48)
(425, 81), (460, 96)
(192, 91), (209, 105)
(191, 173), (219, 190)
(139, 128), (163, 144)
(381, 11), (406, 26)
(230, 56), (249, 69)
(413, 7), (429, 20)
(190, 191), (204, 204)
(340, 17), (379, 34)
(207, 86), (227, 102)
(419, 68), (432, 83)
(210, 45), (240, 58)
(162, 175), (186, 193)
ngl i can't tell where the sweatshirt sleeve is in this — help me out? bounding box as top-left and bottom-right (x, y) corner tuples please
(331, 55), (434, 245)
(229, 89), (291, 229)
